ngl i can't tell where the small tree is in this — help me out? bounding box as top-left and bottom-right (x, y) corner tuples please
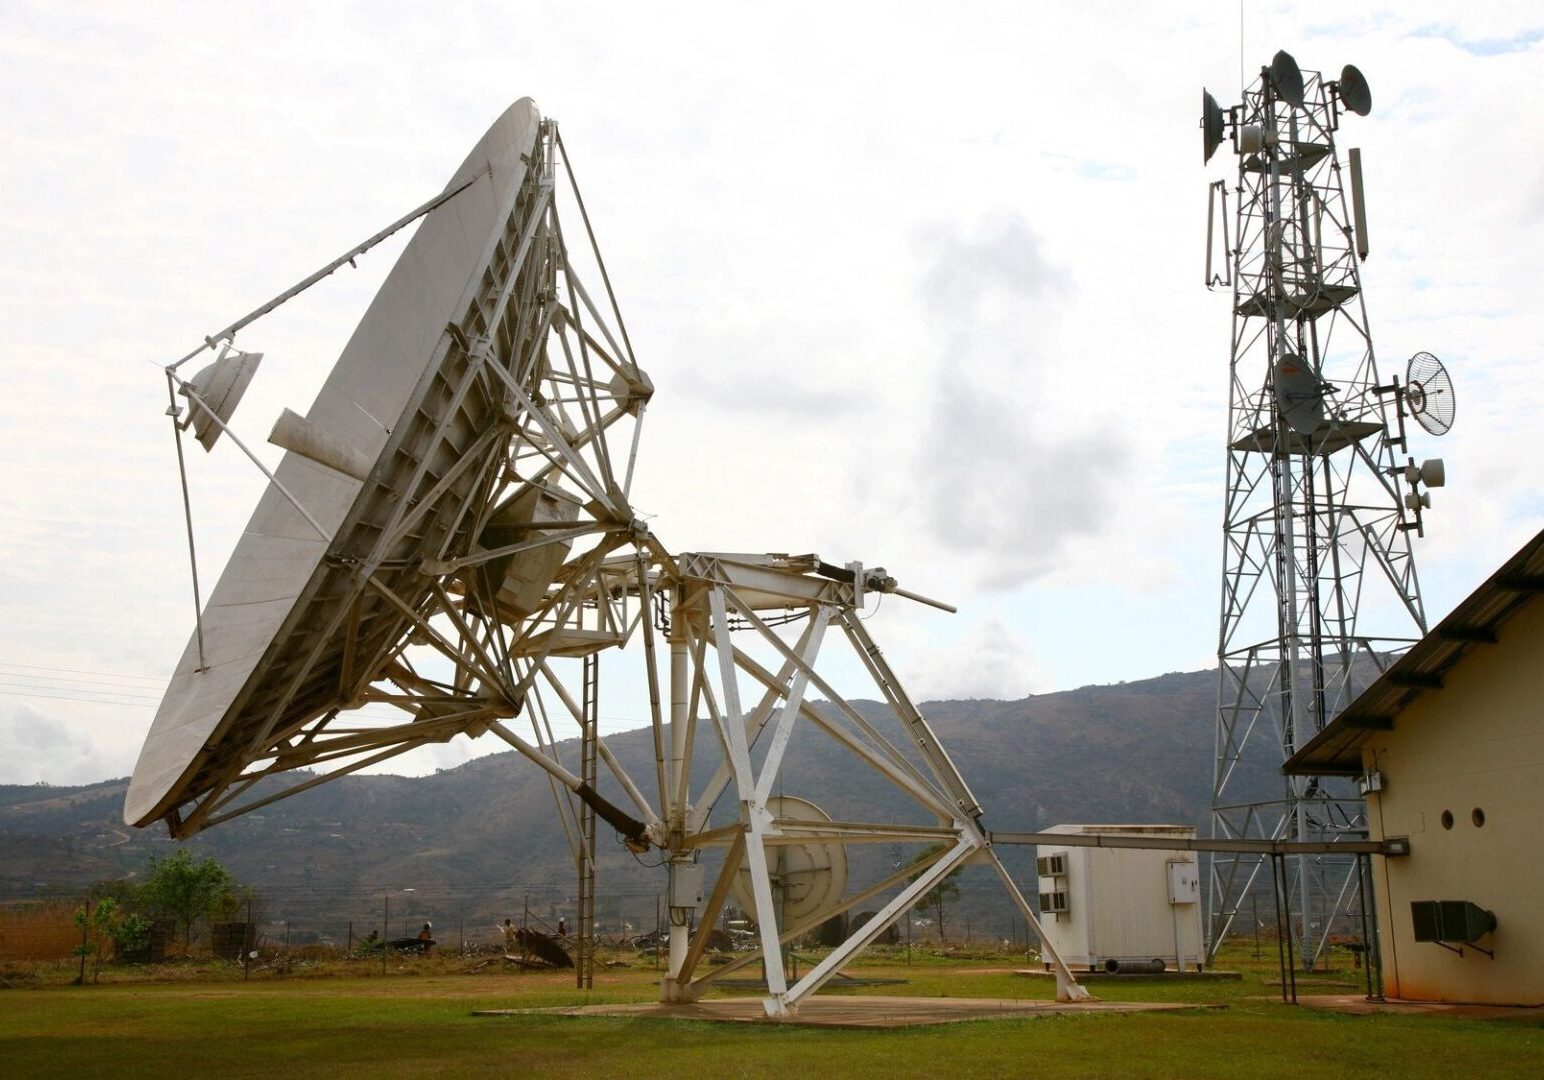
(140, 849), (234, 953)
(906, 843), (964, 944)
(72, 898), (138, 984)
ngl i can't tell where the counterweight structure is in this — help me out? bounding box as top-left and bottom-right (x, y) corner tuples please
(1203, 55), (1434, 967)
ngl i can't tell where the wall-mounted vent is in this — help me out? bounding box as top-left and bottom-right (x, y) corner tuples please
(1039, 891), (1070, 914)
(1411, 900), (1496, 944)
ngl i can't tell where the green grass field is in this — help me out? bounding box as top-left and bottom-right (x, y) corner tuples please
(4, 947), (1541, 1078)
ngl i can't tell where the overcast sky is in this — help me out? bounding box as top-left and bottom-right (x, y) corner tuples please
(2, 2), (1541, 787)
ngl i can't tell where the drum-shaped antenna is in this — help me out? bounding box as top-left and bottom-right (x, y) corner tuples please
(1202, 89), (1225, 163)
(1339, 64), (1372, 116)
(732, 795), (848, 925)
(1274, 352), (1324, 435)
(1271, 50), (1305, 108)
(181, 350), (262, 451)
(1406, 351), (1456, 436)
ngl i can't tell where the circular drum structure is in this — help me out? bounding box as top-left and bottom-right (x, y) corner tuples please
(731, 795), (849, 925)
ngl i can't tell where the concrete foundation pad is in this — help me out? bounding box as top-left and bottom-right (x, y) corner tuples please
(1295, 995), (1544, 1022)
(476, 995), (1220, 1029)
(1015, 968), (1243, 983)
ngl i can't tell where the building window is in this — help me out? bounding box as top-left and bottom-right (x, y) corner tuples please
(1441, 810), (1454, 830)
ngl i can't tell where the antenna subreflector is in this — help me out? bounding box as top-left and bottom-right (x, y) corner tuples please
(180, 350), (262, 451)
(1270, 50), (1305, 108)
(1202, 89), (1225, 163)
(1406, 351), (1456, 435)
(1338, 64), (1372, 116)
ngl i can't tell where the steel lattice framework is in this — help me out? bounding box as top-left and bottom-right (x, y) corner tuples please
(137, 103), (1095, 1016)
(1206, 60), (1427, 968)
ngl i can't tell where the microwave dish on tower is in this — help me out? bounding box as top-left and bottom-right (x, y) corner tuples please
(1337, 64), (1373, 117)
(130, 99), (1093, 1017)
(1405, 351), (1456, 436)
(1270, 50), (1306, 108)
(1202, 90), (1226, 163)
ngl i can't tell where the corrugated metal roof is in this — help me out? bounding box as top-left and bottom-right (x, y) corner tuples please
(1283, 525), (1544, 776)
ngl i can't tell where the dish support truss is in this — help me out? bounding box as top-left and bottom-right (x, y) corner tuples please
(158, 120), (1088, 1015)
(1207, 63), (1426, 967)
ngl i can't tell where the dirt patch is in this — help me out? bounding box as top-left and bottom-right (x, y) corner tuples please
(1296, 995), (1544, 1022)
(488, 995), (1223, 1029)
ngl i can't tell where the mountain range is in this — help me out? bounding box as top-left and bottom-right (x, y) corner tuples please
(0, 666), (1283, 942)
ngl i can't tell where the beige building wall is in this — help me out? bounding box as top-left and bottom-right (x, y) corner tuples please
(1362, 595), (1544, 1005)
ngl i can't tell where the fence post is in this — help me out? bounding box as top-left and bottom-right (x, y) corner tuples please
(76, 897), (90, 985)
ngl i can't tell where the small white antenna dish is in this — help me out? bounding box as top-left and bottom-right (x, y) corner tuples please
(1273, 353), (1324, 435)
(1237, 124), (1274, 155)
(180, 349), (262, 451)
(1404, 459), (1445, 489)
(1405, 351), (1456, 436)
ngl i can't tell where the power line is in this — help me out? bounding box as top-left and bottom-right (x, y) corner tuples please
(0, 661), (168, 684)
(0, 689), (156, 708)
(0, 676), (161, 699)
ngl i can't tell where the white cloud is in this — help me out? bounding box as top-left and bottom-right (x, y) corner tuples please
(1, 1), (1541, 787)
(0, 702), (123, 785)
(902, 617), (1048, 702)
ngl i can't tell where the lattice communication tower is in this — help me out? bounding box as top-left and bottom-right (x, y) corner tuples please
(1200, 52), (1451, 967)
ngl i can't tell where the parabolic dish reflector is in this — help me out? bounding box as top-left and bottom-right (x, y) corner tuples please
(1201, 90), (1225, 164)
(1271, 50), (1305, 108)
(127, 99), (607, 829)
(1339, 64), (1372, 117)
(1406, 350), (1455, 436)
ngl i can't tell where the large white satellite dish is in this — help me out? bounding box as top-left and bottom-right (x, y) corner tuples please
(130, 100), (656, 839)
(128, 100), (562, 828)
(128, 100), (1091, 1017)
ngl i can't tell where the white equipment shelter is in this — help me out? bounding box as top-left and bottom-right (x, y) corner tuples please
(1035, 825), (1204, 973)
